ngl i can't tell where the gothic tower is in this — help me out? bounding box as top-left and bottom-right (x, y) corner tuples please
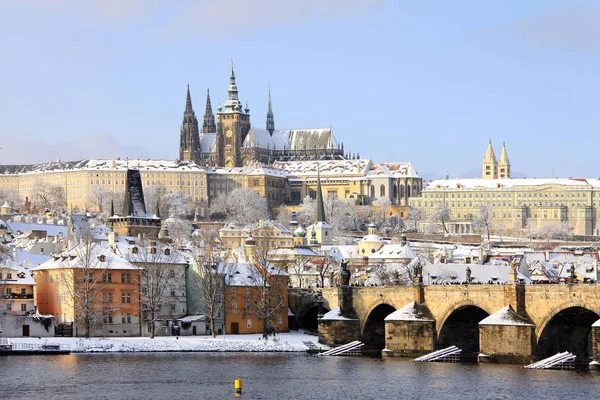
(179, 85), (201, 162)
(202, 89), (217, 133)
(266, 86), (275, 135)
(482, 139), (498, 180)
(498, 142), (511, 179)
(215, 61), (251, 168)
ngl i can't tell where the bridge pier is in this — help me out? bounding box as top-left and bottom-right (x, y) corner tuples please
(318, 285), (360, 346)
(383, 301), (435, 358)
(592, 320), (600, 370)
(478, 305), (535, 364)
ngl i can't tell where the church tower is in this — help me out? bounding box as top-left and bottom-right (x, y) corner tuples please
(482, 139), (498, 180)
(202, 89), (217, 133)
(179, 85), (201, 163)
(266, 86), (275, 135)
(215, 61), (251, 167)
(498, 142), (511, 179)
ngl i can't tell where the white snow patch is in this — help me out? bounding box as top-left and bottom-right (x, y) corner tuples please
(592, 319), (600, 327)
(8, 331), (324, 353)
(384, 301), (433, 321)
(321, 307), (353, 321)
(479, 305), (534, 326)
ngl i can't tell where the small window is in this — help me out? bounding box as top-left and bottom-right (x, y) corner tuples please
(246, 319), (252, 328)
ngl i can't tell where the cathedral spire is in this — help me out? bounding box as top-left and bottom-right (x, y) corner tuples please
(315, 164), (326, 223)
(202, 88), (216, 133)
(266, 85), (275, 135)
(224, 59), (242, 113)
(185, 84), (193, 113)
(180, 85), (201, 162)
(498, 142), (511, 179)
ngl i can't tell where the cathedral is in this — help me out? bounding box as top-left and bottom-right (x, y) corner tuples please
(179, 63), (347, 168)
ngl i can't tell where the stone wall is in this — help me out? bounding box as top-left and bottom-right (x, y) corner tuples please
(479, 324), (535, 364)
(318, 319), (360, 346)
(384, 320), (435, 357)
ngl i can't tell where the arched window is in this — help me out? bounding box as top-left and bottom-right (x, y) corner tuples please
(370, 185), (375, 198)
(399, 184), (405, 198)
(407, 185), (411, 198)
(380, 185), (386, 197)
(393, 184), (397, 198)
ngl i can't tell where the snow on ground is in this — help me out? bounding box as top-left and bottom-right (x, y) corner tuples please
(8, 331), (328, 353)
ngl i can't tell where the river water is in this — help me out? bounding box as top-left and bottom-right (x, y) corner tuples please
(1, 353), (598, 400)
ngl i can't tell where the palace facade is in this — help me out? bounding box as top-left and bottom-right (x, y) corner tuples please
(409, 142), (600, 236)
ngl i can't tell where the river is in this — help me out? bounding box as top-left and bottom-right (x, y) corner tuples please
(0, 353), (598, 399)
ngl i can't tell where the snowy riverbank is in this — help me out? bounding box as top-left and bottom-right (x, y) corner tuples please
(7, 331), (327, 353)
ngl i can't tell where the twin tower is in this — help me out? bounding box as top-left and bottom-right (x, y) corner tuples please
(482, 140), (511, 180)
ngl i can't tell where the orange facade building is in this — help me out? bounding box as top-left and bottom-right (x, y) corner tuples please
(33, 244), (141, 337)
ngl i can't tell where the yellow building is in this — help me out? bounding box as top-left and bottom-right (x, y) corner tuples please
(219, 220), (294, 250)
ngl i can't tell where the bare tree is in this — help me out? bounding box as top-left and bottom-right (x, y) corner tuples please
(285, 255), (312, 289)
(128, 240), (185, 339)
(190, 226), (229, 338)
(209, 187), (269, 225)
(314, 252), (339, 289)
(473, 204), (493, 240)
(247, 241), (289, 339)
(86, 185), (110, 215)
(58, 240), (118, 338)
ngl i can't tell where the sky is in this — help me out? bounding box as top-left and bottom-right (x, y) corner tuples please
(1, 0), (599, 180)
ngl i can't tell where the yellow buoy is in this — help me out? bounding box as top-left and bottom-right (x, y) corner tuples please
(234, 379), (242, 396)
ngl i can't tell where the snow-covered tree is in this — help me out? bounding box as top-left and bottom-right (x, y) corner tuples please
(297, 195), (315, 227)
(428, 203), (451, 234)
(0, 188), (23, 211)
(209, 187), (269, 225)
(473, 205), (493, 240)
(31, 181), (65, 213)
(325, 197), (360, 233)
(405, 208), (423, 232)
(275, 207), (292, 227)
(372, 197), (392, 226)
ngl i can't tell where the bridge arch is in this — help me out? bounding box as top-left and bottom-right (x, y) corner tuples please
(436, 300), (494, 337)
(297, 304), (330, 332)
(536, 302), (600, 360)
(437, 301), (491, 355)
(360, 302), (396, 352)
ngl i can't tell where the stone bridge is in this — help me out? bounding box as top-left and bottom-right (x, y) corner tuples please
(296, 284), (600, 364)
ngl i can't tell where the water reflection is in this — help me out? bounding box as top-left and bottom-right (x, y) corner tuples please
(0, 353), (598, 400)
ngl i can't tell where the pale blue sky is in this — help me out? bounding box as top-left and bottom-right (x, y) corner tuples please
(1, 0), (599, 180)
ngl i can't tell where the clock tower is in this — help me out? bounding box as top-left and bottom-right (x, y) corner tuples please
(216, 61), (251, 168)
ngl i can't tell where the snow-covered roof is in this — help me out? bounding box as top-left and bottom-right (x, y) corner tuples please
(426, 178), (600, 190)
(7, 222), (67, 237)
(422, 263), (531, 284)
(32, 243), (138, 271)
(272, 159), (371, 177)
(367, 162), (420, 179)
(111, 236), (187, 264)
(0, 262), (36, 285)
(370, 244), (417, 260)
(177, 315), (206, 322)
(479, 305), (534, 326)
(0, 159), (206, 176)
(384, 301), (433, 321)
(243, 127), (337, 151)
(321, 306), (353, 321)
(199, 133), (216, 153)
(208, 164), (287, 178)
(360, 234), (384, 243)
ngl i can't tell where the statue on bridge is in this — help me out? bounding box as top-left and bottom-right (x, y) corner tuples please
(466, 266), (472, 284)
(340, 260), (351, 286)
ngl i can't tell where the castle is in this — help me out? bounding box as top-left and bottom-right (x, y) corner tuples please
(179, 63), (346, 167)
